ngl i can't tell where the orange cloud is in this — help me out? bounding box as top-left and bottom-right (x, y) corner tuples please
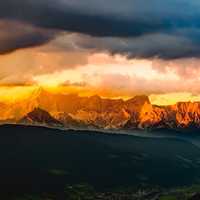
(2, 36), (200, 105)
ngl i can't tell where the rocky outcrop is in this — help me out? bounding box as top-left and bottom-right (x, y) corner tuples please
(135, 101), (200, 130)
(19, 108), (62, 127)
(2, 88), (200, 131)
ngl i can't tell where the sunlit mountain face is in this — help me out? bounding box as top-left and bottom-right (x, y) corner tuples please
(1, 87), (200, 132)
(1, 0), (200, 129)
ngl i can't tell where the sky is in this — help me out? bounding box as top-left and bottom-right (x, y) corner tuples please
(1, 0), (200, 105)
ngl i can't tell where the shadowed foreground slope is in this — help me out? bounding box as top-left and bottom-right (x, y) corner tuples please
(0, 124), (200, 197)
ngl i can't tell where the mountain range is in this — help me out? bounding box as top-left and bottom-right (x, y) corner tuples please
(1, 88), (200, 132)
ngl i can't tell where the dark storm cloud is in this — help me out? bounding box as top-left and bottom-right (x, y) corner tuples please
(0, 0), (166, 37)
(0, 20), (55, 54)
(51, 31), (200, 59)
(1, 0), (200, 58)
(1, 0), (199, 37)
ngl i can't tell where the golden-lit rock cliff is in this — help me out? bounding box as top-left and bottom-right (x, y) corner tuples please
(1, 88), (200, 131)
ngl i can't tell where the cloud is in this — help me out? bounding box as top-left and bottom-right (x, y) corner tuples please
(61, 80), (87, 87)
(152, 58), (200, 78)
(0, 0), (200, 58)
(2, 50), (200, 96)
(1, 0), (199, 37)
(0, 43), (89, 86)
(65, 31), (200, 59)
(0, 20), (55, 54)
(0, 0), (174, 37)
(0, 79), (36, 87)
(88, 73), (200, 96)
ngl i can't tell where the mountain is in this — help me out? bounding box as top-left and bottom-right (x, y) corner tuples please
(2, 88), (200, 131)
(52, 111), (89, 129)
(137, 101), (200, 130)
(19, 107), (63, 127)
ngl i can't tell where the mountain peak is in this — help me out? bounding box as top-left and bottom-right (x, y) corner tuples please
(133, 95), (150, 104)
(19, 107), (62, 126)
(126, 95), (150, 106)
(29, 107), (49, 115)
(90, 95), (101, 100)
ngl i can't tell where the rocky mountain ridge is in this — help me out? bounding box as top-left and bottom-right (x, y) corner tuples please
(1, 88), (200, 131)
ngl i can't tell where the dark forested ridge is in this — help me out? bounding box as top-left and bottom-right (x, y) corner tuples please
(1, 124), (200, 199)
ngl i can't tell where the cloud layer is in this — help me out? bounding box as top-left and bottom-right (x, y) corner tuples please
(0, 20), (55, 54)
(1, 0), (200, 58)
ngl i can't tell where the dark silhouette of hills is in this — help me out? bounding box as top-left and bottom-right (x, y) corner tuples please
(0, 124), (200, 197)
